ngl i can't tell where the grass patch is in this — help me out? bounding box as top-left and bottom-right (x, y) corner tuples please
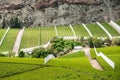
(60, 51), (85, 58)
(0, 29), (6, 41)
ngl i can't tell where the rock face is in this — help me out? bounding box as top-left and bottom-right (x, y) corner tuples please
(0, 0), (120, 27)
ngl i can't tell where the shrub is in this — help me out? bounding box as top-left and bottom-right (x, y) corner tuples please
(10, 16), (21, 28)
(104, 38), (111, 46)
(18, 51), (25, 58)
(2, 18), (6, 29)
(93, 39), (103, 48)
(0, 53), (5, 57)
(31, 48), (51, 58)
(88, 37), (94, 48)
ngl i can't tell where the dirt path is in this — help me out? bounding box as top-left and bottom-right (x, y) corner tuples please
(12, 27), (25, 55)
(83, 47), (103, 70)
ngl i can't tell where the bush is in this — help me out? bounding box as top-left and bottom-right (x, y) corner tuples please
(2, 18), (6, 29)
(18, 51), (25, 58)
(0, 53), (5, 57)
(104, 38), (111, 46)
(88, 37), (94, 48)
(10, 16), (21, 28)
(93, 39), (103, 48)
(31, 48), (51, 58)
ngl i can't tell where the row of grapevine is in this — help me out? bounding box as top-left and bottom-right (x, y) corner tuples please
(0, 29), (19, 52)
(57, 26), (73, 37)
(73, 25), (89, 37)
(40, 27), (56, 45)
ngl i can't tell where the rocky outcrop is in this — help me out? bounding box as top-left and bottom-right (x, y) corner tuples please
(34, 0), (100, 10)
(0, 0), (120, 27)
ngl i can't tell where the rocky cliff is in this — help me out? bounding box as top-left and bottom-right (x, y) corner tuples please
(0, 0), (120, 27)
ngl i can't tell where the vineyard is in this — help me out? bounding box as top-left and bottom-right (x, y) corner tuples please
(73, 25), (89, 37)
(0, 21), (120, 80)
(0, 29), (19, 52)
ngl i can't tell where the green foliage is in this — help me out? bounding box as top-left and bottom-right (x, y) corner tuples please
(104, 38), (111, 46)
(88, 37), (94, 48)
(10, 16), (21, 28)
(2, 18), (6, 29)
(18, 51), (25, 58)
(93, 38), (103, 48)
(31, 48), (51, 58)
(0, 53), (5, 57)
(50, 37), (74, 55)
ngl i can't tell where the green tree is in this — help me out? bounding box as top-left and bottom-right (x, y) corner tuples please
(2, 18), (6, 29)
(10, 16), (21, 28)
(18, 51), (25, 58)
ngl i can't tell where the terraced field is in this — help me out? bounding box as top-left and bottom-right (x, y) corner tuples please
(0, 50), (120, 80)
(0, 29), (6, 41)
(57, 26), (73, 37)
(86, 23), (108, 37)
(73, 25), (89, 37)
(40, 27), (56, 45)
(102, 23), (120, 36)
(0, 29), (19, 52)
(20, 28), (39, 49)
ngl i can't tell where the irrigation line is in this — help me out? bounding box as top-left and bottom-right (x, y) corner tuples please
(82, 23), (93, 37)
(69, 24), (77, 39)
(96, 22), (112, 39)
(54, 26), (58, 36)
(0, 27), (10, 46)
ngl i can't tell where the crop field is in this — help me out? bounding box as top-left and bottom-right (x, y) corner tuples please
(0, 29), (6, 41)
(0, 50), (120, 80)
(86, 23), (108, 37)
(20, 28), (39, 49)
(40, 27), (56, 45)
(73, 25), (89, 37)
(57, 26), (73, 37)
(101, 23), (120, 36)
(0, 29), (19, 52)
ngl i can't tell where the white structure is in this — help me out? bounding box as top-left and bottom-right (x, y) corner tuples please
(12, 27), (25, 54)
(0, 27), (10, 46)
(69, 24), (77, 39)
(93, 46), (115, 69)
(109, 20), (120, 33)
(54, 26), (58, 36)
(99, 52), (115, 69)
(97, 22), (112, 39)
(82, 23), (93, 37)
(74, 46), (82, 50)
(44, 54), (55, 64)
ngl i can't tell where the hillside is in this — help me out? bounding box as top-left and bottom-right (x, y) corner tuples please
(0, 0), (120, 27)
